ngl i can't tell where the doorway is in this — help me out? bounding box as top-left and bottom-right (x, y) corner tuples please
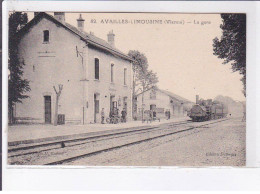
(44, 96), (51, 124)
(110, 95), (115, 112)
(150, 104), (156, 118)
(94, 93), (100, 123)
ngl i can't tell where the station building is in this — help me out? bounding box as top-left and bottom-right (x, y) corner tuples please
(14, 12), (133, 124)
(135, 87), (193, 120)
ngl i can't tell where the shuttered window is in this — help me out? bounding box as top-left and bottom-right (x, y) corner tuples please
(111, 64), (114, 82)
(95, 58), (99, 80)
(43, 30), (49, 42)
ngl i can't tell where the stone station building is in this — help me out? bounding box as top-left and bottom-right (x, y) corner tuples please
(14, 12), (133, 124)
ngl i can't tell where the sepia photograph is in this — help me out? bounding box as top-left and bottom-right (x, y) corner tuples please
(7, 11), (246, 166)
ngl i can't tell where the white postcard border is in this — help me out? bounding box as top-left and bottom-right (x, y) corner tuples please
(2, 0), (260, 190)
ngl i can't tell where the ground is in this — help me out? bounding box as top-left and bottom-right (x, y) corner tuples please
(108, 117), (246, 166)
(8, 117), (246, 166)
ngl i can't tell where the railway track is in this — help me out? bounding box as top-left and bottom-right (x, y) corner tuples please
(8, 120), (192, 161)
(45, 118), (228, 165)
(8, 119), (228, 165)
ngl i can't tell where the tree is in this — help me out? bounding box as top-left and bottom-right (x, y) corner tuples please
(53, 84), (63, 126)
(139, 69), (159, 92)
(128, 50), (158, 94)
(8, 12), (30, 124)
(128, 50), (148, 96)
(213, 14), (246, 96)
(138, 69), (158, 121)
(128, 50), (158, 119)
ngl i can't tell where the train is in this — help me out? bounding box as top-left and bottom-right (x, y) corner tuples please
(188, 95), (228, 122)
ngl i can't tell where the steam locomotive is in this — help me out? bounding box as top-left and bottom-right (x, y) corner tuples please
(189, 95), (228, 122)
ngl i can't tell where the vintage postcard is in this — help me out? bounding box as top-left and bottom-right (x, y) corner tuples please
(6, 11), (247, 167)
(3, 0), (260, 191)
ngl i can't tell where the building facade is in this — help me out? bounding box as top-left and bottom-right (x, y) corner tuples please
(14, 12), (133, 124)
(135, 87), (192, 120)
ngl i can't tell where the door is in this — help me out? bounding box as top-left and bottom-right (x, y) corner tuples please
(94, 94), (99, 123)
(110, 95), (115, 112)
(44, 96), (51, 124)
(150, 104), (156, 118)
(112, 101), (117, 109)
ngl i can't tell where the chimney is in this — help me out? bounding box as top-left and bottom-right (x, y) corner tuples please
(196, 95), (199, 104)
(107, 30), (115, 47)
(54, 12), (65, 24)
(77, 14), (85, 31)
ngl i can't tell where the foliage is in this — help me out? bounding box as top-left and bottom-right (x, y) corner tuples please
(213, 14), (246, 96)
(128, 50), (158, 94)
(128, 50), (158, 118)
(139, 69), (159, 91)
(8, 12), (30, 123)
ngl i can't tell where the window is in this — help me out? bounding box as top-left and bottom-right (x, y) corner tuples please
(124, 68), (127, 85)
(111, 64), (114, 83)
(43, 30), (49, 42)
(95, 58), (99, 80)
(150, 90), (156, 99)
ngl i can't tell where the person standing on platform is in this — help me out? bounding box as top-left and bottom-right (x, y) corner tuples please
(121, 108), (127, 123)
(165, 110), (168, 120)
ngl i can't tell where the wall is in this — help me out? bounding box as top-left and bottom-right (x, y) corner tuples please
(16, 17), (87, 124)
(15, 16), (133, 124)
(85, 46), (132, 123)
(136, 89), (185, 120)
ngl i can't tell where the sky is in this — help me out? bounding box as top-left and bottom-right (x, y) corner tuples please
(27, 12), (245, 102)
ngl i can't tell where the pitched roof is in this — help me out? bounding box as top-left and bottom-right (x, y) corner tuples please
(136, 86), (192, 103)
(159, 89), (191, 103)
(17, 12), (133, 62)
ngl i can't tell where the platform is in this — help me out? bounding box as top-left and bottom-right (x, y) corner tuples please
(8, 117), (189, 146)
